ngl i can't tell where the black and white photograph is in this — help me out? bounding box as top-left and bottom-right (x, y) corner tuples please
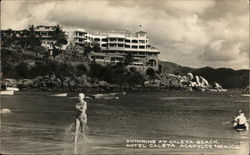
(0, 0), (249, 154)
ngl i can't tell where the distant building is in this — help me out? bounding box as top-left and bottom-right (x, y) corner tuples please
(33, 25), (68, 50)
(33, 25), (57, 50)
(1, 25), (67, 51)
(68, 28), (88, 47)
(70, 28), (160, 71)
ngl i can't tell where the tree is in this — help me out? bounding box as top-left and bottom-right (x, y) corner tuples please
(52, 25), (68, 49)
(146, 68), (156, 79)
(50, 25), (68, 58)
(15, 62), (30, 79)
(1, 29), (13, 48)
(125, 53), (133, 65)
(92, 42), (101, 53)
(126, 67), (145, 86)
(83, 44), (92, 56)
(27, 25), (43, 57)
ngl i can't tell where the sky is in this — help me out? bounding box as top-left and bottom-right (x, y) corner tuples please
(1, 0), (249, 69)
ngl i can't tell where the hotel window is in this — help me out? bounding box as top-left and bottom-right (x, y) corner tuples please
(118, 38), (124, 42)
(132, 45), (138, 49)
(102, 38), (108, 42)
(110, 38), (116, 42)
(132, 40), (138, 43)
(125, 39), (130, 43)
(41, 32), (47, 36)
(140, 33), (145, 37)
(139, 40), (145, 43)
(139, 46), (145, 49)
(79, 32), (84, 36)
(94, 38), (100, 41)
(110, 44), (116, 47)
(118, 44), (124, 48)
(125, 45), (130, 48)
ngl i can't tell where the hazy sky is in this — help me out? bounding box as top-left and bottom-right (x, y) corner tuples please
(1, 0), (249, 69)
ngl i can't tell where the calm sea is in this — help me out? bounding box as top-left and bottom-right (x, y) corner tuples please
(1, 91), (249, 154)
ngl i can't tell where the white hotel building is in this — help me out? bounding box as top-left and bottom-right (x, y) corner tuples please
(2, 25), (160, 71)
(70, 29), (160, 71)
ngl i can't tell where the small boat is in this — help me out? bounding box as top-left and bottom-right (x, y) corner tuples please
(6, 85), (19, 91)
(241, 94), (250, 97)
(0, 108), (12, 114)
(235, 128), (246, 131)
(51, 93), (68, 97)
(234, 125), (247, 131)
(91, 93), (119, 99)
(6, 87), (19, 91)
(0, 90), (14, 95)
(233, 121), (249, 131)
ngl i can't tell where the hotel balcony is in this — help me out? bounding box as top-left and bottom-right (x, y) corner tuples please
(101, 46), (159, 53)
(74, 35), (87, 39)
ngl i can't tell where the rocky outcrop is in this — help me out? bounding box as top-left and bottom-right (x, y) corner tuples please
(243, 86), (250, 94)
(2, 73), (115, 91)
(144, 72), (227, 91)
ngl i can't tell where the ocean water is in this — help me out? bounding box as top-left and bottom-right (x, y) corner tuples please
(0, 91), (249, 154)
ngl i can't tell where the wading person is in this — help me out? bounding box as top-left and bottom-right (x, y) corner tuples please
(74, 93), (87, 143)
(233, 109), (249, 130)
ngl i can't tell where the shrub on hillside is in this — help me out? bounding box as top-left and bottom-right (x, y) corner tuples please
(146, 68), (156, 79)
(88, 63), (145, 86)
(75, 64), (88, 76)
(15, 62), (30, 79)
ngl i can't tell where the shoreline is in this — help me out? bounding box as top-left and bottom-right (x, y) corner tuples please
(15, 86), (242, 93)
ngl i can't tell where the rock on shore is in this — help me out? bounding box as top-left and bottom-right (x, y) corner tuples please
(144, 72), (227, 91)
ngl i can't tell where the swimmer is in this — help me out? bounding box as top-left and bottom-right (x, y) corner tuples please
(233, 109), (249, 130)
(74, 93), (87, 143)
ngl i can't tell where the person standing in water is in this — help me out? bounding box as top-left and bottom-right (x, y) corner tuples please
(233, 109), (249, 130)
(74, 93), (87, 143)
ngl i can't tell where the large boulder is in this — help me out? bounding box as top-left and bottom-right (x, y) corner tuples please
(144, 81), (150, 85)
(199, 76), (209, 87)
(243, 86), (250, 94)
(187, 73), (194, 81)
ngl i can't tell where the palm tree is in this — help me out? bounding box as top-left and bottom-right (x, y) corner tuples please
(52, 25), (68, 49)
(27, 25), (42, 57)
(50, 25), (68, 58)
